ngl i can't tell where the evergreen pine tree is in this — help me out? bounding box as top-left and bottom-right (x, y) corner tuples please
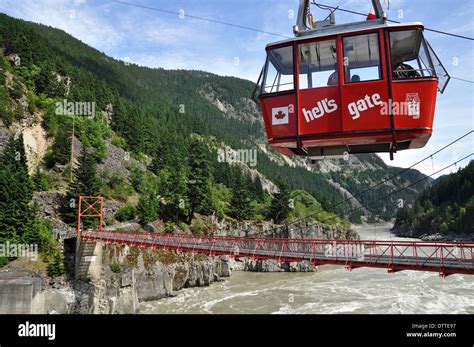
(47, 250), (65, 277)
(21, 203), (47, 246)
(254, 175), (265, 201)
(187, 137), (213, 220)
(32, 166), (49, 191)
(268, 182), (291, 224)
(49, 123), (71, 166)
(65, 147), (102, 227)
(136, 193), (159, 226)
(165, 161), (188, 222)
(0, 135), (34, 243)
(229, 173), (253, 220)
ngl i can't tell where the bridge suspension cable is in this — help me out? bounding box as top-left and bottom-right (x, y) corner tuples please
(311, 1), (474, 41)
(310, 152), (473, 226)
(111, 1), (473, 229)
(114, 0), (474, 84)
(113, 0), (292, 38)
(270, 131), (473, 231)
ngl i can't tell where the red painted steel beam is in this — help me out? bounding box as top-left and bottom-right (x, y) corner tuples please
(78, 229), (474, 276)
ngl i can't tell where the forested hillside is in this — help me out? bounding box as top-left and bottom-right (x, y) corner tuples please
(392, 161), (474, 238)
(0, 10), (430, 251)
(0, 10), (347, 268)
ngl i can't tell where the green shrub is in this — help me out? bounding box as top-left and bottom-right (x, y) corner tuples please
(0, 84), (9, 104)
(41, 106), (59, 136)
(111, 136), (127, 148)
(211, 183), (231, 219)
(35, 219), (56, 258)
(102, 172), (134, 202)
(27, 92), (37, 113)
(32, 167), (51, 191)
(164, 221), (175, 233)
(110, 184), (134, 202)
(47, 251), (65, 277)
(0, 105), (14, 126)
(0, 67), (5, 85)
(289, 190), (322, 221)
(73, 116), (111, 160)
(130, 165), (158, 194)
(114, 204), (136, 222)
(111, 262), (121, 273)
(191, 219), (205, 235)
(0, 257), (8, 268)
(439, 222), (449, 234)
(9, 80), (23, 99)
(105, 216), (114, 226)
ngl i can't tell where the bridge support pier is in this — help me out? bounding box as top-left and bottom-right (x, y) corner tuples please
(75, 239), (103, 282)
(75, 196), (104, 281)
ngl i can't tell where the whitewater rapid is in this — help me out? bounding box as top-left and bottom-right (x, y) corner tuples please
(140, 224), (474, 314)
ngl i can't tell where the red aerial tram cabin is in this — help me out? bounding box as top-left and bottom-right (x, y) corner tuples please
(255, 0), (450, 160)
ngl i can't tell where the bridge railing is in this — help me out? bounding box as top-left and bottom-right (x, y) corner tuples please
(80, 230), (474, 276)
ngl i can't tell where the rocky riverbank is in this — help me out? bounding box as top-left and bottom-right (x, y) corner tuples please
(0, 217), (358, 314)
(395, 231), (474, 242)
(391, 225), (474, 242)
(0, 248), (233, 314)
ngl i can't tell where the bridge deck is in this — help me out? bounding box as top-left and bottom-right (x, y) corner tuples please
(80, 230), (474, 277)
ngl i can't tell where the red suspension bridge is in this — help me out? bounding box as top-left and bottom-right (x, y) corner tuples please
(77, 196), (474, 278)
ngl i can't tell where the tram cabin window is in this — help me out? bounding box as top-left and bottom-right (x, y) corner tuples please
(262, 46), (294, 94)
(299, 40), (338, 89)
(390, 29), (435, 79)
(343, 33), (382, 83)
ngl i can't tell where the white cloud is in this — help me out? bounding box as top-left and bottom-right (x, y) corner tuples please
(1, 0), (471, 178)
(1, 0), (122, 51)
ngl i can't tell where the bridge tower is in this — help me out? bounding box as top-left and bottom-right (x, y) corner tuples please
(75, 196), (104, 281)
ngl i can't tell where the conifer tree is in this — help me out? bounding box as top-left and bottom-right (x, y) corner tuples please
(253, 175), (265, 201)
(21, 203), (47, 246)
(49, 123), (71, 166)
(157, 159), (188, 222)
(187, 137), (213, 220)
(47, 250), (65, 277)
(65, 147), (102, 227)
(32, 166), (49, 191)
(0, 135), (34, 243)
(136, 193), (159, 226)
(229, 173), (253, 220)
(268, 182), (291, 224)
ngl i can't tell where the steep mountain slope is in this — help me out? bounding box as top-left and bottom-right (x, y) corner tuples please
(393, 161), (474, 239)
(0, 12), (430, 224)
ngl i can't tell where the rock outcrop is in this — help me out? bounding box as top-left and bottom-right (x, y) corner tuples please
(102, 245), (231, 304)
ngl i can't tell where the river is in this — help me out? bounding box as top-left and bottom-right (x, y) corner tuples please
(140, 224), (474, 314)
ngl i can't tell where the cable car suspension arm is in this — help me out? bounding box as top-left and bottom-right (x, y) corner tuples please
(295, 0), (386, 37)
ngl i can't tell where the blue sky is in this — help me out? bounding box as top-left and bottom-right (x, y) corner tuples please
(0, 0), (472, 177)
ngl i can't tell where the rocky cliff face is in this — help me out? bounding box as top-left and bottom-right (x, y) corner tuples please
(1, 213), (356, 314)
(29, 217), (356, 314)
(193, 212), (356, 239)
(24, 245), (232, 314)
(103, 245), (232, 305)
